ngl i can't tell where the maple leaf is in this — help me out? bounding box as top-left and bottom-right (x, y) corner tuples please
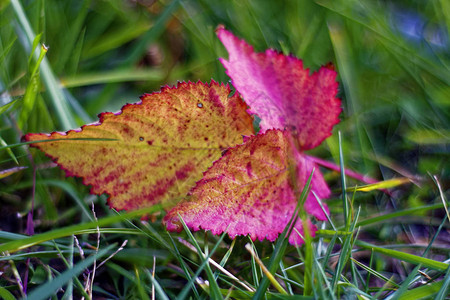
(164, 129), (329, 244)
(216, 26), (341, 150)
(24, 81), (254, 211)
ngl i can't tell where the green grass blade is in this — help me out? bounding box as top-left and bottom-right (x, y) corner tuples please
(435, 266), (450, 300)
(82, 19), (151, 59)
(248, 239), (260, 288)
(138, 221), (172, 251)
(0, 251), (71, 261)
(331, 132), (354, 292)
(0, 138), (118, 152)
(0, 97), (19, 115)
(53, 0), (90, 74)
(278, 256), (293, 295)
(397, 280), (444, 300)
(36, 179), (93, 221)
(301, 221), (313, 296)
(63, 237), (74, 299)
(338, 132), (349, 228)
(52, 239), (89, 299)
(134, 266), (151, 300)
(317, 255), (337, 300)
(438, 0), (450, 36)
(365, 250), (374, 294)
(145, 269), (170, 300)
(60, 69), (166, 88)
(387, 264), (421, 300)
(356, 241), (449, 271)
(351, 258), (399, 288)
(321, 234), (338, 269)
(0, 205), (163, 253)
(353, 203), (444, 228)
(267, 294), (314, 300)
(18, 42), (46, 130)
(10, 0), (78, 130)
(0, 287), (15, 300)
(0, 135), (18, 165)
(0, 228), (141, 246)
(218, 238), (235, 270)
(177, 214), (223, 299)
(166, 234), (200, 299)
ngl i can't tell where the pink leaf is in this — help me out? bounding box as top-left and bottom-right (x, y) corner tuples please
(217, 26), (341, 150)
(164, 129), (330, 245)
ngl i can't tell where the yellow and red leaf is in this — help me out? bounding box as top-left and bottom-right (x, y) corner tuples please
(164, 129), (330, 245)
(24, 81), (254, 211)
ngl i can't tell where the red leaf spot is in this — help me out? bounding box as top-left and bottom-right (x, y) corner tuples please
(123, 127), (131, 134)
(142, 165), (194, 204)
(145, 178), (174, 201)
(246, 162), (253, 177)
(176, 163), (193, 180)
(147, 140), (153, 145)
(104, 172), (119, 185)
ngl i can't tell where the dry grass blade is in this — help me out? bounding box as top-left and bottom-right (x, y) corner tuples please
(432, 175), (449, 222)
(178, 237), (255, 292)
(245, 243), (287, 295)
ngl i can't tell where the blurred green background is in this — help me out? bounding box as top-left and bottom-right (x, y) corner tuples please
(2, 0), (448, 216)
(0, 0), (448, 297)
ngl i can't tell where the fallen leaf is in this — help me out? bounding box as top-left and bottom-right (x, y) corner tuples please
(164, 129), (329, 244)
(217, 26), (341, 150)
(24, 81), (254, 211)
